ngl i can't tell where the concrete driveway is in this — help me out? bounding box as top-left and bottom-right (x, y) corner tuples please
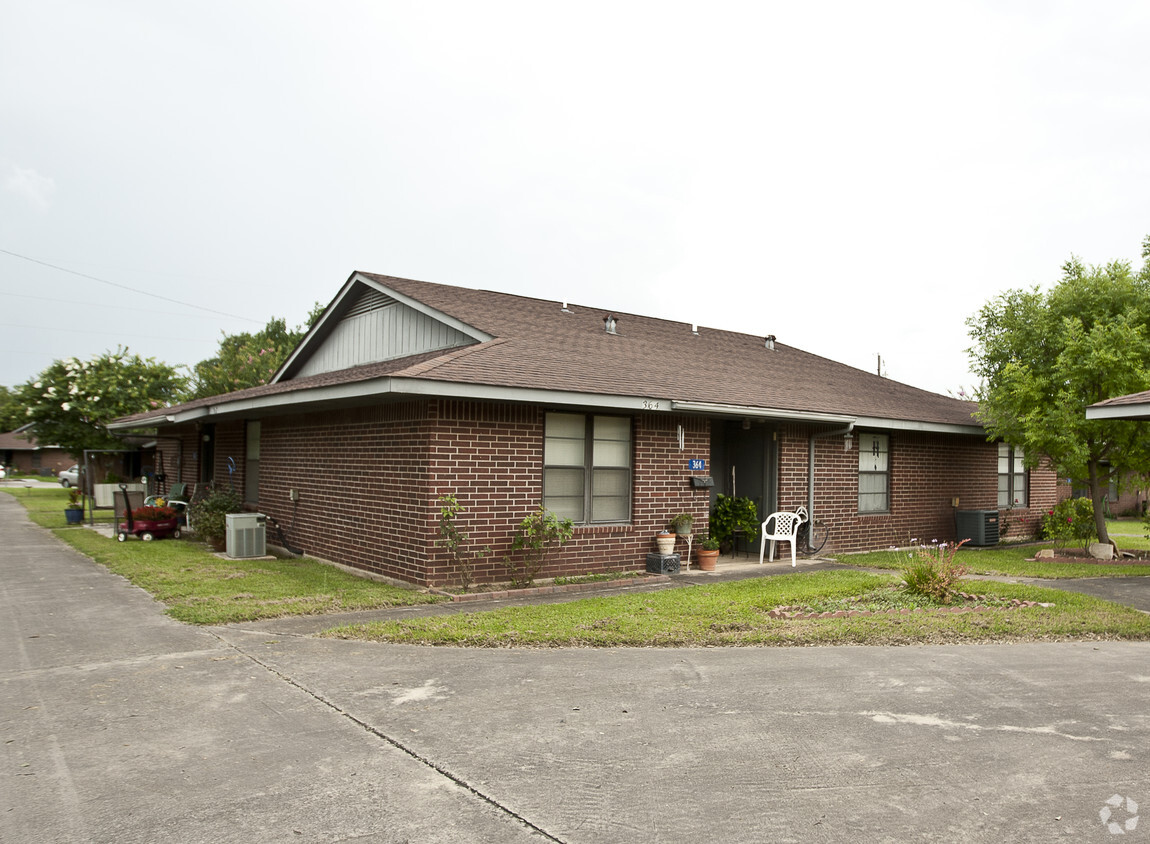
(3, 494), (1149, 843)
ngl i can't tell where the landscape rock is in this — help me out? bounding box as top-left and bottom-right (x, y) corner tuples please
(1088, 542), (1115, 561)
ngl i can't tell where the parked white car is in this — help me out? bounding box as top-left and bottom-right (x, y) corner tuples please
(58, 465), (80, 487)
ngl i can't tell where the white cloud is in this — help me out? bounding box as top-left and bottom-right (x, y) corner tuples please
(4, 164), (56, 211)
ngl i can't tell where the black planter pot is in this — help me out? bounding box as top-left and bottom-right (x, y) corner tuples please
(64, 507), (83, 525)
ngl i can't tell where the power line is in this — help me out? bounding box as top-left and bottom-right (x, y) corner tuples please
(0, 247), (263, 324)
(0, 289), (226, 320)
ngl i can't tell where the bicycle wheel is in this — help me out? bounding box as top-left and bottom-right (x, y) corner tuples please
(804, 519), (829, 554)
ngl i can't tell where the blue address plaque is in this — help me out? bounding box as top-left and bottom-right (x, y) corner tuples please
(688, 459), (706, 471)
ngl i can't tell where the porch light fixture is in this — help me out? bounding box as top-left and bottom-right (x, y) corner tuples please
(844, 432), (854, 451)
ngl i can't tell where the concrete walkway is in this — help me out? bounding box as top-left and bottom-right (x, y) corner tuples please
(4, 493), (1150, 842)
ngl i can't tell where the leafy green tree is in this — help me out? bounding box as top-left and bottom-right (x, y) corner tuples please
(17, 347), (187, 455)
(967, 237), (1150, 544)
(190, 304), (324, 399)
(0, 385), (27, 431)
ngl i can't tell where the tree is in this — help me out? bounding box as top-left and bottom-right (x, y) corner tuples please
(17, 347), (188, 456)
(190, 304), (324, 399)
(0, 385), (27, 431)
(967, 237), (1150, 544)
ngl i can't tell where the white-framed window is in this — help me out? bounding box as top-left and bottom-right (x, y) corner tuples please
(245, 421), (260, 503)
(543, 412), (631, 524)
(858, 432), (890, 513)
(997, 443), (1026, 508)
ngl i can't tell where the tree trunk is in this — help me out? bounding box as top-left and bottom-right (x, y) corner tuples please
(1087, 460), (1110, 545)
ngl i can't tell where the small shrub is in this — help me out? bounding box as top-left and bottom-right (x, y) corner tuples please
(901, 539), (968, 604)
(437, 494), (489, 593)
(1041, 498), (1096, 550)
(699, 534), (721, 551)
(188, 482), (243, 545)
(505, 507), (575, 588)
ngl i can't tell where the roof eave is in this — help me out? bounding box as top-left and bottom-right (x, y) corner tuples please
(1086, 403), (1150, 420)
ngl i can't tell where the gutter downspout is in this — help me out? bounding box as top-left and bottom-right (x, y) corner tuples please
(808, 422), (856, 526)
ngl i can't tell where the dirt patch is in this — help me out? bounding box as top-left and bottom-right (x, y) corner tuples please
(1028, 548), (1150, 565)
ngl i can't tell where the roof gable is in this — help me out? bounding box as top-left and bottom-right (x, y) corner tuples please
(276, 275), (492, 382)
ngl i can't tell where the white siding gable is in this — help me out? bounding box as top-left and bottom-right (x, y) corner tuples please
(295, 288), (475, 378)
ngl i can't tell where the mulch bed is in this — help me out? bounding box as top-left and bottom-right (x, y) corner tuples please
(1026, 547), (1150, 565)
(767, 593), (1050, 620)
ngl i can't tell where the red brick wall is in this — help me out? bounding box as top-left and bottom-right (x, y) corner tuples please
(422, 405), (712, 586)
(155, 404), (1061, 584)
(776, 425), (1057, 551)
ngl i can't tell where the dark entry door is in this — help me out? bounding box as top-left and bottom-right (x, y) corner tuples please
(709, 420), (776, 522)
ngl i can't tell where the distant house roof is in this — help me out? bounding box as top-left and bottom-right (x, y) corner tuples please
(0, 425), (66, 452)
(1086, 389), (1150, 420)
(110, 272), (981, 434)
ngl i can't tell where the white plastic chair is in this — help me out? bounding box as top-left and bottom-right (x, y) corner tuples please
(759, 506), (808, 567)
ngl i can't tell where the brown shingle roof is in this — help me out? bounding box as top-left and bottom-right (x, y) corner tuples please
(113, 273), (979, 429)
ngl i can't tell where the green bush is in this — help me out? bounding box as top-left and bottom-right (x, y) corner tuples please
(188, 482), (243, 545)
(710, 495), (759, 546)
(901, 540), (968, 604)
(1041, 498), (1096, 550)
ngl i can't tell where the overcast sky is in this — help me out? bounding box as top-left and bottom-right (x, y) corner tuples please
(2, 1), (1148, 400)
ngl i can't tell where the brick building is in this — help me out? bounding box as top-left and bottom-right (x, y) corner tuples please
(109, 273), (1057, 585)
(0, 425), (76, 476)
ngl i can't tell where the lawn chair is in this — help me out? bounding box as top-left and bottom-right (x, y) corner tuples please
(759, 506), (808, 567)
(145, 482), (189, 516)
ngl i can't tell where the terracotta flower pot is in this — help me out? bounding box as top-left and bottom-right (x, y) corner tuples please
(697, 548), (719, 571)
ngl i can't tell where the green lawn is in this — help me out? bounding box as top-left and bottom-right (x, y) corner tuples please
(322, 570), (1150, 647)
(836, 541), (1150, 579)
(3, 487), (442, 624)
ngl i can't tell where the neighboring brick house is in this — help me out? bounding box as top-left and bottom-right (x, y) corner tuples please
(0, 425), (77, 476)
(109, 272), (1057, 585)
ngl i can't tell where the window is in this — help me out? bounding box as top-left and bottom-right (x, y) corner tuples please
(544, 413), (631, 523)
(245, 421), (260, 503)
(997, 443), (1026, 508)
(858, 433), (889, 513)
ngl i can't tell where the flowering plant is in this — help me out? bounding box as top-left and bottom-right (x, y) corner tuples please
(901, 538), (968, 604)
(1040, 498), (1095, 550)
(131, 505), (177, 522)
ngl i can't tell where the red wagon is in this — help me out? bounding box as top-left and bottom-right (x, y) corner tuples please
(117, 484), (182, 542)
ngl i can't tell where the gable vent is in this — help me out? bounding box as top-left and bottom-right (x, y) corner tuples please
(345, 288), (397, 318)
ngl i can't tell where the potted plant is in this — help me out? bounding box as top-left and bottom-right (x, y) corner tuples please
(64, 488), (84, 525)
(654, 530), (676, 555)
(697, 534), (721, 571)
(710, 494), (760, 555)
(670, 513), (694, 535)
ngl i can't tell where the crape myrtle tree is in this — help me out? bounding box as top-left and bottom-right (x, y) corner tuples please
(18, 347), (187, 456)
(967, 237), (1150, 544)
(0, 385), (27, 431)
(190, 305), (324, 399)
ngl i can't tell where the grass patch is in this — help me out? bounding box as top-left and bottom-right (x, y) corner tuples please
(321, 570), (1150, 648)
(837, 544), (1150, 579)
(3, 487), (441, 624)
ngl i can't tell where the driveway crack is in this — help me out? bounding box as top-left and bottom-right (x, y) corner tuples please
(208, 630), (565, 843)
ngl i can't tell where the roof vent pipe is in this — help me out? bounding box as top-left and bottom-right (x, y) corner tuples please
(765, 335), (776, 350)
(691, 323), (699, 335)
(604, 315), (618, 335)
(561, 301), (571, 313)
